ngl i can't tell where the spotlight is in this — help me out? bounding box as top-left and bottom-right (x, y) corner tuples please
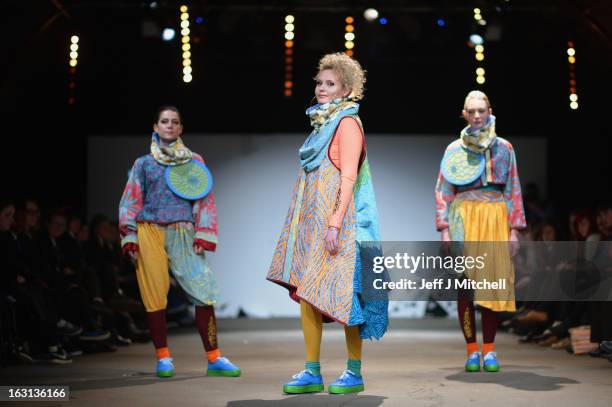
(162, 28), (175, 41)
(363, 8), (379, 22)
(437, 18), (445, 27)
(379, 17), (388, 25)
(469, 34), (484, 45)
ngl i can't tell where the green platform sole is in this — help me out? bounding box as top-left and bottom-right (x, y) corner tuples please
(328, 384), (364, 394)
(283, 384), (324, 394)
(465, 364), (480, 372)
(484, 365), (499, 372)
(157, 370), (173, 378)
(207, 369), (241, 377)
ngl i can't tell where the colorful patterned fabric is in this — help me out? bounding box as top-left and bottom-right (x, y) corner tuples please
(268, 115), (388, 340)
(448, 190), (516, 312)
(119, 153), (218, 248)
(440, 145), (485, 186)
(435, 137), (526, 231)
(150, 132), (193, 166)
(300, 99), (360, 172)
(460, 115), (497, 154)
(135, 222), (218, 312)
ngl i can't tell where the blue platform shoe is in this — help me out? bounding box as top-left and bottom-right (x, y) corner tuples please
(283, 370), (324, 394)
(328, 370), (364, 394)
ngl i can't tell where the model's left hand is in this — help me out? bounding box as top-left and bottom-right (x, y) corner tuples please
(509, 229), (520, 257)
(325, 226), (340, 255)
(193, 243), (205, 255)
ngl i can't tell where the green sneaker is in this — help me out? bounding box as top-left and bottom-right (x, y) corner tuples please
(483, 351), (500, 372)
(465, 351), (481, 372)
(283, 370), (324, 394)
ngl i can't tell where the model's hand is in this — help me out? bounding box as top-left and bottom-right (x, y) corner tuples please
(193, 244), (205, 255)
(325, 226), (340, 255)
(123, 243), (139, 260)
(509, 229), (520, 257)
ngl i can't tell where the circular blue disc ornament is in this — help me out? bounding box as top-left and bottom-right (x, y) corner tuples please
(441, 145), (485, 186)
(165, 160), (213, 200)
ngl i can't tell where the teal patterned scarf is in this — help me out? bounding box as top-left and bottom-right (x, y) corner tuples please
(299, 98), (359, 172)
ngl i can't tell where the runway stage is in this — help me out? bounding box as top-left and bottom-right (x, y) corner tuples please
(1, 319), (611, 407)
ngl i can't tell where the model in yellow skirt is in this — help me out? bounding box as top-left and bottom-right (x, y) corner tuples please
(435, 91), (526, 372)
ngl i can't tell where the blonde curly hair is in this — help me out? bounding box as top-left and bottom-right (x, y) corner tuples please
(316, 52), (366, 101)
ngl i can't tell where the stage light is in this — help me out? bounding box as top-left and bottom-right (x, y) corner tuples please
(195, 17), (203, 24)
(180, 5), (192, 83)
(284, 15), (295, 97)
(364, 8), (379, 22)
(475, 45), (484, 53)
(379, 17), (388, 25)
(567, 41), (579, 110)
(70, 35), (79, 44)
(345, 16), (355, 54)
(437, 19), (445, 27)
(476, 76), (486, 84)
(162, 28), (175, 41)
(469, 34), (483, 45)
(476, 67), (485, 76)
(475, 52), (484, 61)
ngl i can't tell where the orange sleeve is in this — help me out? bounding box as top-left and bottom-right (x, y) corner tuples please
(328, 117), (363, 229)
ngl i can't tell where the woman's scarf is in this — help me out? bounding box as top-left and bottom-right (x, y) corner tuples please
(150, 132), (193, 166)
(460, 115), (497, 184)
(299, 98), (359, 172)
(460, 115), (497, 154)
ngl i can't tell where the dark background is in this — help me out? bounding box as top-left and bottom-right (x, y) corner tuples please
(1, 0), (610, 218)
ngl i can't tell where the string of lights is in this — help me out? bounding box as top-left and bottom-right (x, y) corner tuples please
(284, 14), (294, 97)
(68, 35), (79, 105)
(180, 5), (192, 83)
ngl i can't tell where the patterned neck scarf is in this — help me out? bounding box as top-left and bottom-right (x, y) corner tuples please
(150, 132), (193, 166)
(306, 98), (359, 131)
(460, 115), (497, 184)
(460, 115), (497, 154)
(299, 98), (360, 172)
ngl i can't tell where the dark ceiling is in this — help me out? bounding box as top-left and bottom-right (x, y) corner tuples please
(1, 1), (610, 212)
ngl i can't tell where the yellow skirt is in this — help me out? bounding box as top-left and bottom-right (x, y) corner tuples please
(449, 191), (516, 312)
